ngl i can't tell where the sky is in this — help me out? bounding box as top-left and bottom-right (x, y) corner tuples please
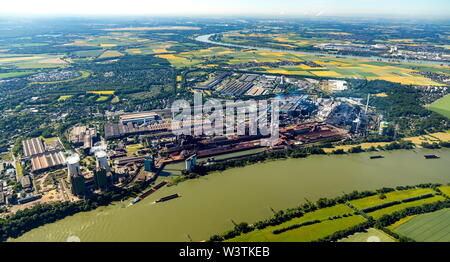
(1, 0), (449, 17)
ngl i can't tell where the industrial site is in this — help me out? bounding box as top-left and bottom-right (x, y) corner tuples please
(0, 84), (385, 210)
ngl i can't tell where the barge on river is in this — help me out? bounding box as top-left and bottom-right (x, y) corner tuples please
(130, 181), (168, 205)
(155, 193), (180, 203)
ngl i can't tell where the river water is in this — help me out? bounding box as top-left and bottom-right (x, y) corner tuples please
(9, 148), (450, 242)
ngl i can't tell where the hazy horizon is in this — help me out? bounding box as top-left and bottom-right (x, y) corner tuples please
(1, 0), (449, 18)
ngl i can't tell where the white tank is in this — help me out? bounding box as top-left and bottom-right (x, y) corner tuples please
(95, 150), (110, 172)
(66, 154), (81, 176)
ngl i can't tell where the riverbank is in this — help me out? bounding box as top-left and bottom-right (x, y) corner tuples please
(172, 139), (449, 185)
(8, 148), (450, 242)
(0, 181), (150, 242)
(215, 184), (450, 242)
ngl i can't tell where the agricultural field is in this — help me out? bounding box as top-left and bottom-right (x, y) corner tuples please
(393, 208), (450, 242)
(87, 91), (115, 95)
(427, 94), (450, 119)
(366, 195), (446, 219)
(126, 42), (176, 55)
(323, 142), (391, 153)
(230, 215), (367, 242)
(155, 44), (449, 85)
(349, 188), (436, 210)
(63, 33), (147, 48)
(0, 71), (35, 79)
(227, 204), (356, 242)
(98, 50), (124, 59)
(73, 49), (104, 58)
(338, 228), (396, 242)
(156, 54), (202, 67)
(403, 131), (450, 145)
(438, 186), (450, 198)
(323, 131), (450, 152)
(222, 187), (450, 242)
(102, 26), (201, 31)
(96, 96), (110, 102)
(0, 54), (68, 69)
(57, 95), (73, 101)
(386, 215), (417, 231)
(220, 32), (339, 49)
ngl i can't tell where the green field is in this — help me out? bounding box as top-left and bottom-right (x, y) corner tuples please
(0, 71), (34, 79)
(96, 96), (110, 102)
(367, 195), (446, 219)
(73, 49), (104, 58)
(439, 186), (450, 198)
(57, 95), (73, 101)
(229, 215), (367, 242)
(394, 208), (450, 241)
(227, 204), (357, 242)
(220, 188), (448, 242)
(428, 94), (450, 119)
(349, 188), (436, 210)
(338, 228), (396, 242)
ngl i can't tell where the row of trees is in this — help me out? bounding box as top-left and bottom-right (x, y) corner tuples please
(362, 193), (433, 213)
(177, 146), (327, 184)
(375, 200), (450, 228)
(208, 183), (445, 242)
(188, 139), (418, 181)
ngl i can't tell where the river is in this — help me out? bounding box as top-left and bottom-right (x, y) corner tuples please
(195, 34), (449, 66)
(9, 148), (450, 242)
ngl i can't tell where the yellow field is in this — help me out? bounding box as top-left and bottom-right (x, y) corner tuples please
(273, 37), (296, 42)
(217, 50), (235, 54)
(57, 95), (73, 101)
(403, 133), (442, 145)
(38, 57), (67, 64)
(0, 56), (43, 63)
(298, 65), (324, 70)
(100, 44), (117, 47)
(153, 48), (168, 53)
(373, 93), (388, 97)
(87, 90), (115, 95)
(374, 76), (443, 86)
(127, 49), (142, 54)
(267, 69), (292, 74)
(312, 71), (341, 77)
(438, 186), (450, 198)
(151, 39), (447, 86)
(389, 39), (416, 42)
(323, 142), (391, 153)
(428, 132), (450, 141)
(258, 52), (286, 57)
(278, 43), (298, 48)
(176, 76), (182, 81)
(156, 54), (178, 60)
(111, 96), (120, 103)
